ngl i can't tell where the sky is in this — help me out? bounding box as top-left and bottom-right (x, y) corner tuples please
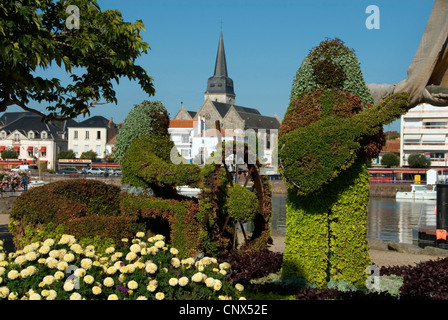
(6, 0), (436, 132)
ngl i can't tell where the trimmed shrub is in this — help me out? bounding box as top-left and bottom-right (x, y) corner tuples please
(225, 184), (258, 223)
(9, 179), (125, 250)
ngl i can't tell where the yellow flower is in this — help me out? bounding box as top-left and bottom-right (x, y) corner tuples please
(43, 238), (55, 247)
(46, 257), (58, 269)
(29, 293), (41, 300)
(38, 245), (50, 255)
(219, 262), (231, 270)
(128, 280), (138, 290)
(14, 255), (26, 265)
(136, 296), (148, 300)
(0, 267), (4, 276)
(205, 277), (215, 288)
(57, 261), (68, 271)
(74, 268), (86, 278)
(220, 269), (227, 276)
(136, 232), (145, 238)
(149, 246), (158, 255)
(108, 294), (119, 300)
(154, 240), (165, 249)
(170, 247), (179, 255)
(8, 292), (18, 300)
(0, 286), (10, 298)
(125, 252), (137, 262)
(92, 286), (102, 295)
(106, 266), (117, 275)
(171, 258), (180, 268)
(239, 297), (247, 300)
(63, 281), (75, 292)
(213, 280), (222, 291)
(154, 234), (164, 241)
(155, 292), (165, 300)
(43, 275), (55, 286)
(41, 289), (49, 297)
(81, 258), (93, 270)
(147, 284), (157, 292)
(63, 253), (75, 263)
(121, 238), (129, 243)
(54, 271), (65, 280)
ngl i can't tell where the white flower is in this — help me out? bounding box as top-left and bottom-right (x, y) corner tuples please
(38, 245), (50, 255)
(0, 286), (10, 299)
(145, 262), (158, 274)
(7, 270), (19, 280)
(69, 293), (82, 300)
(191, 272), (204, 283)
(179, 277), (189, 287)
(103, 277), (114, 287)
(8, 292), (18, 300)
(63, 281), (75, 292)
(74, 268), (86, 278)
(219, 262), (231, 270)
(46, 257), (58, 269)
(154, 240), (165, 249)
(14, 255), (26, 265)
(43, 238), (55, 247)
(125, 252), (137, 262)
(235, 283), (244, 292)
(220, 269), (227, 276)
(42, 275), (55, 286)
(136, 296), (148, 300)
(136, 232), (145, 238)
(170, 247), (179, 255)
(213, 280), (222, 291)
(25, 251), (38, 261)
(57, 261), (68, 271)
(29, 293), (41, 300)
(80, 258), (93, 270)
(155, 292), (165, 300)
(83, 275), (94, 284)
(49, 250), (59, 259)
(148, 246), (158, 255)
(58, 235), (70, 245)
(130, 244), (141, 253)
(128, 280), (138, 290)
(0, 253), (4, 261)
(108, 294), (119, 300)
(63, 253), (75, 263)
(92, 286), (102, 295)
(54, 271), (65, 280)
(46, 290), (57, 300)
(105, 247), (115, 254)
(205, 277), (215, 288)
(107, 266), (117, 275)
(169, 278), (178, 286)
(0, 267), (4, 276)
(171, 258), (181, 268)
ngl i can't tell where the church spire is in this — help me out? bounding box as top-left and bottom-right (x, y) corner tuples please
(205, 32), (235, 104)
(214, 32), (228, 77)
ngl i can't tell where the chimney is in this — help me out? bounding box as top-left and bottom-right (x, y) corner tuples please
(108, 117), (113, 128)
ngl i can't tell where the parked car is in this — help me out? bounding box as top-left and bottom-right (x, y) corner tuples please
(57, 167), (81, 175)
(84, 167), (105, 175)
(11, 164), (38, 172)
(113, 168), (122, 176)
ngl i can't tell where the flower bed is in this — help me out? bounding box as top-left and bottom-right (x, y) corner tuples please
(0, 233), (245, 300)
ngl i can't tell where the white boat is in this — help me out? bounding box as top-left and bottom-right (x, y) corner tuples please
(28, 180), (48, 188)
(176, 186), (201, 194)
(395, 184), (437, 200)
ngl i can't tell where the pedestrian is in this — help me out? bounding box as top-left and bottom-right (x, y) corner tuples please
(22, 175), (29, 191)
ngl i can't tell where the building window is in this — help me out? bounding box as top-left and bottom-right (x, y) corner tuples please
(41, 132), (47, 139)
(28, 132), (34, 139)
(424, 122), (447, 128)
(97, 131), (101, 139)
(96, 145), (101, 156)
(74, 130), (78, 139)
(14, 133), (20, 141)
(85, 131), (89, 139)
(84, 145), (89, 152)
(0, 131), (6, 139)
(181, 135), (190, 144)
(73, 145), (78, 155)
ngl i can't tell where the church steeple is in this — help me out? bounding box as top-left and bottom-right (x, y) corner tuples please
(205, 32), (235, 104)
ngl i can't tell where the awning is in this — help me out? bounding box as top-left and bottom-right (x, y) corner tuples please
(13, 146), (19, 151)
(27, 146), (33, 151)
(40, 147), (46, 152)
(422, 134), (446, 142)
(0, 146), (4, 151)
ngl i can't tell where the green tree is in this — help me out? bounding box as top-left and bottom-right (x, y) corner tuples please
(381, 153), (400, 168)
(80, 150), (98, 161)
(0, 0), (155, 121)
(57, 149), (76, 160)
(408, 153), (431, 168)
(113, 100), (169, 164)
(1, 150), (18, 159)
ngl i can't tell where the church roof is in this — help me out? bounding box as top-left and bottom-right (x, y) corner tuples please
(238, 112), (281, 130)
(206, 32), (235, 96)
(211, 102), (260, 118)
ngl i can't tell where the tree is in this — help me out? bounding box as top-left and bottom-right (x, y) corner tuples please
(80, 150), (97, 161)
(0, 0), (155, 121)
(1, 150), (19, 159)
(57, 149), (76, 159)
(408, 153), (431, 168)
(381, 152), (400, 168)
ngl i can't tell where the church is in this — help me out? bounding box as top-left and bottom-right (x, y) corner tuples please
(173, 32), (281, 133)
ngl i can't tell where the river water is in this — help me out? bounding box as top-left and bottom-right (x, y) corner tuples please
(270, 195), (437, 245)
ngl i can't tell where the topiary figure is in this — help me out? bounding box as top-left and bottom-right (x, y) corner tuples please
(279, 38), (411, 288)
(113, 100), (170, 164)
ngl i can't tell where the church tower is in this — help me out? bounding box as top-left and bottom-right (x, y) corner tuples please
(204, 32), (236, 104)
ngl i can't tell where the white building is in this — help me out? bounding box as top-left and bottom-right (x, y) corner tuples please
(0, 112), (70, 170)
(67, 116), (119, 159)
(400, 103), (448, 168)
